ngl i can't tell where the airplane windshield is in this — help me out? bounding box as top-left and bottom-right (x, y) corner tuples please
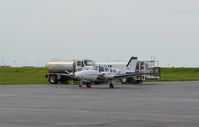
(84, 60), (95, 66)
(99, 66), (105, 72)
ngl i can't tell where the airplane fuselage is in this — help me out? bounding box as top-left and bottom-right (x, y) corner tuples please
(73, 56), (139, 88)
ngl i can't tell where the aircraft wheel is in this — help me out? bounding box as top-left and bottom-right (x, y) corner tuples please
(86, 83), (92, 88)
(109, 83), (114, 88)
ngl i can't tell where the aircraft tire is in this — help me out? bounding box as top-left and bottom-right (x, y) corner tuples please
(86, 83), (92, 88)
(109, 83), (114, 88)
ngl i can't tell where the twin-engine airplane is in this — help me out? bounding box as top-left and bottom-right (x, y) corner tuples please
(72, 57), (144, 88)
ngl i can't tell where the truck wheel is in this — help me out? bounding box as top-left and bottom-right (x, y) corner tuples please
(138, 80), (143, 84)
(133, 80), (143, 84)
(131, 80), (139, 84)
(127, 77), (133, 84)
(121, 78), (127, 84)
(49, 75), (58, 84)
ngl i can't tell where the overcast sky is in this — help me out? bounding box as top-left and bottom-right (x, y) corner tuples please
(0, 0), (199, 67)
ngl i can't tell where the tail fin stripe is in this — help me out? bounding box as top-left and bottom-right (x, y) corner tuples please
(126, 57), (137, 67)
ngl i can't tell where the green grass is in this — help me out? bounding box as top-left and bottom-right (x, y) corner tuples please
(0, 67), (48, 85)
(0, 67), (199, 85)
(160, 68), (199, 81)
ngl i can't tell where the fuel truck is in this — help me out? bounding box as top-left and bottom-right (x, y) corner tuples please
(46, 58), (160, 85)
(46, 59), (95, 84)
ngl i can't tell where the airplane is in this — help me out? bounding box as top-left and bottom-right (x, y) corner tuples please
(72, 56), (145, 88)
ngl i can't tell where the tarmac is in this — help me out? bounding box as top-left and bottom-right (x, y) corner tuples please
(0, 81), (199, 127)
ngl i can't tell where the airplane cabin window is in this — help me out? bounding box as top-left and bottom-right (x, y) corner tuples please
(99, 66), (105, 72)
(105, 67), (109, 72)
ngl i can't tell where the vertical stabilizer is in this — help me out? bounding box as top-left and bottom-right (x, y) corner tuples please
(126, 57), (138, 72)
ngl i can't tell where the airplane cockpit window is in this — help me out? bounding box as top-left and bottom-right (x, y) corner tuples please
(84, 60), (95, 66)
(99, 66), (105, 72)
(77, 61), (82, 66)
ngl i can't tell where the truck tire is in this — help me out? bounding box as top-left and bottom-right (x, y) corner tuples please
(131, 80), (143, 84)
(127, 77), (133, 84)
(49, 75), (58, 84)
(135, 80), (143, 84)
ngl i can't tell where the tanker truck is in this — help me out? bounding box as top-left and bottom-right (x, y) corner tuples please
(46, 59), (95, 84)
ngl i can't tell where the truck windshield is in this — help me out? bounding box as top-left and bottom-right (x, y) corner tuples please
(84, 60), (95, 66)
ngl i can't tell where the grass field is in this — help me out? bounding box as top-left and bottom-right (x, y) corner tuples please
(160, 68), (199, 81)
(0, 67), (48, 85)
(0, 67), (199, 84)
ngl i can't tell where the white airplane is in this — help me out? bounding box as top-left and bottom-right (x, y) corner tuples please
(72, 56), (144, 88)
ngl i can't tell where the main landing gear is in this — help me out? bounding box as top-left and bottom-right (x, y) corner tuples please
(109, 82), (114, 88)
(78, 81), (92, 88)
(86, 83), (92, 88)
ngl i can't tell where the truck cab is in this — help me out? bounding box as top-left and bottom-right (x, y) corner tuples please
(75, 59), (95, 71)
(47, 59), (95, 84)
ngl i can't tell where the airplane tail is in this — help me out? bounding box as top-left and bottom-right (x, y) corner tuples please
(126, 56), (138, 72)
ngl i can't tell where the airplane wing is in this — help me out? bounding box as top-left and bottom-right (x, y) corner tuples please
(97, 72), (149, 80)
(113, 72), (147, 79)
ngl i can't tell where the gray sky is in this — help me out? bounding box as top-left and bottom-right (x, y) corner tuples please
(0, 0), (199, 67)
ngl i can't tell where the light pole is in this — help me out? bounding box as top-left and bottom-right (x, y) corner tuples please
(13, 60), (16, 67)
(25, 60), (28, 66)
(1, 60), (4, 66)
(37, 60), (40, 67)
